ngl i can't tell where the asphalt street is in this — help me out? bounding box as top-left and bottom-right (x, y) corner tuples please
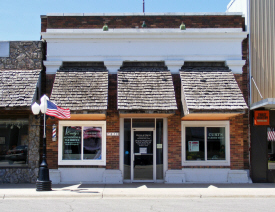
(1, 198), (275, 212)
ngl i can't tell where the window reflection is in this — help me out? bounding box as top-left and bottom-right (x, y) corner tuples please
(0, 120), (28, 167)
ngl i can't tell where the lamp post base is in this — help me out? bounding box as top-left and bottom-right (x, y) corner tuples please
(36, 180), (52, 191)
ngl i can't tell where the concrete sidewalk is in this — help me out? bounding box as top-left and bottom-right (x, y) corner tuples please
(1, 183), (275, 199)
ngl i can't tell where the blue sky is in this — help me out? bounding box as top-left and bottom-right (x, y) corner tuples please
(0, 0), (232, 41)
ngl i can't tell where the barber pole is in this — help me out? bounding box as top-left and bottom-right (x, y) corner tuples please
(52, 124), (56, 141)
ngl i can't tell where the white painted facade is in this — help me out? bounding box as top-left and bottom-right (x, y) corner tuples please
(42, 28), (247, 74)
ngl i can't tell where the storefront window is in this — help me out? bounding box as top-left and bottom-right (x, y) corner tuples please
(0, 120), (28, 167)
(267, 127), (275, 170)
(59, 121), (106, 165)
(182, 121), (230, 166)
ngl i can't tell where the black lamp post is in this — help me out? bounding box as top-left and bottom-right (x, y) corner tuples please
(31, 95), (52, 191)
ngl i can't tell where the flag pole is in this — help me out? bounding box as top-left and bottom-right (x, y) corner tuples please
(34, 95), (51, 191)
(143, 0), (145, 13)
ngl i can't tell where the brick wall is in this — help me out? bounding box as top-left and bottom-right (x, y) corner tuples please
(41, 15), (244, 31)
(106, 74), (120, 169)
(168, 74), (182, 169)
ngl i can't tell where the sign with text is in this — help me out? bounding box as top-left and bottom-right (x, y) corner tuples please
(134, 131), (153, 154)
(254, 111), (269, 125)
(188, 141), (199, 152)
(107, 132), (119, 136)
(63, 126), (81, 157)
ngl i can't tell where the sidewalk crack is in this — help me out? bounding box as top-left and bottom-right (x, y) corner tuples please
(102, 184), (106, 199)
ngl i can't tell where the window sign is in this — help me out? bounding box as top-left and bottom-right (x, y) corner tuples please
(139, 147), (147, 154)
(254, 111), (269, 125)
(134, 131), (153, 154)
(63, 126), (81, 160)
(188, 141), (199, 152)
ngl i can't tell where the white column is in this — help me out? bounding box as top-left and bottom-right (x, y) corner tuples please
(225, 60), (246, 74)
(104, 61), (123, 73)
(43, 61), (63, 74)
(165, 60), (185, 74)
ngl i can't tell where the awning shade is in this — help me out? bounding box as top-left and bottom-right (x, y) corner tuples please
(0, 70), (41, 108)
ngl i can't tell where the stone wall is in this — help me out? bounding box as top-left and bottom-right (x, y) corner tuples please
(0, 41), (44, 70)
(0, 115), (40, 183)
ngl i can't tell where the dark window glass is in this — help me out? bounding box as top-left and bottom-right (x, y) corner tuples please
(156, 119), (163, 179)
(124, 119), (131, 179)
(207, 127), (226, 160)
(63, 126), (81, 160)
(132, 119), (155, 128)
(0, 121), (28, 166)
(186, 127), (205, 161)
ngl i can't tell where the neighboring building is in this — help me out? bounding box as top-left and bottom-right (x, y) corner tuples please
(228, 0), (275, 182)
(0, 41), (44, 183)
(41, 13), (250, 184)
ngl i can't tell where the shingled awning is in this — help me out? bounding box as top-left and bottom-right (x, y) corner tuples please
(0, 70), (41, 109)
(180, 65), (248, 120)
(50, 67), (108, 119)
(118, 64), (177, 117)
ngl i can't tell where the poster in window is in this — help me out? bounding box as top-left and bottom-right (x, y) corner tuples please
(134, 131), (153, 154)
(63, 126), (81, 160)
(83, 127), (102, 160)
(188, 141), (199, 152)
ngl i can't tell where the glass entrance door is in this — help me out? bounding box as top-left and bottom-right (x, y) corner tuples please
(132, 129), (155, 181)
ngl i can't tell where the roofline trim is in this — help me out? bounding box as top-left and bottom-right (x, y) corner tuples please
(41, 12), (244, 18)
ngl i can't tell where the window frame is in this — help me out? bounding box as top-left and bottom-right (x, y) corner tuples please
(58, 121), (106, 166)
(182, 121), (230, 166)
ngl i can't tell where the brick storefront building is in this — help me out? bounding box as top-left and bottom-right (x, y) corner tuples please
(40, 13), (250, 184)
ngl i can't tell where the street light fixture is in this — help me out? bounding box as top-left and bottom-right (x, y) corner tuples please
(31, 94), (52, 191)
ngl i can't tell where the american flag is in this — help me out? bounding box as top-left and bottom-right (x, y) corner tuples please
(46, 100), (70, 119)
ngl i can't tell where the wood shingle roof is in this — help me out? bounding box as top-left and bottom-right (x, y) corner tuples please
(50, 67), (108, 111)
(118, 66), (177, 111)
(180, 66), (248, 115)
(0, 70), (41, 108)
